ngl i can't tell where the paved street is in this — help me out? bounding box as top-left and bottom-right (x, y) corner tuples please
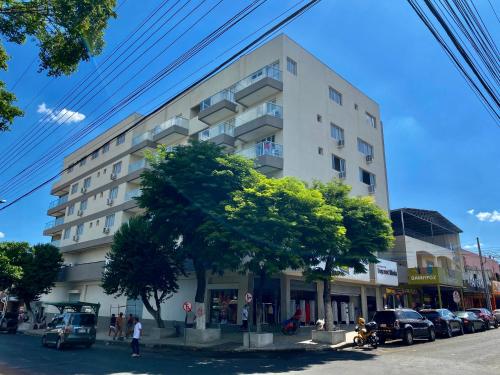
(1, 329), (499, 375)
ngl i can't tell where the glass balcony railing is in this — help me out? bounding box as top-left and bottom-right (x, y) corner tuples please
(235, 65), (282, 92)
(51, 240), (61, 248)
(151, 116), (189, 136)
(132, 131), (152, 146)
(128, 159), (149, 173)
(237, 141), (283, 160)
(234, 102), (282, 128)
(48, 194), (68, 209)
(45, 217), (65, 230)
(198, 120), (235, 141)
(200, 89), (235, 111)
(125, 188), (142, 201)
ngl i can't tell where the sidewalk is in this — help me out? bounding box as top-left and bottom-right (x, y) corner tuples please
(21, 326), (355, 353)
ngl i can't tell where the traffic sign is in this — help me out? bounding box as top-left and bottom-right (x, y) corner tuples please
(183, 301), (192, 312)
(453, 290), (460, 303)
(245, 292), (253, 303)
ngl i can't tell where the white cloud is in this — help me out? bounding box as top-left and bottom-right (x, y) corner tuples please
(0, 232), (4, 239)
(475, 210), (500, 222)
(386, 116), (424, 136)
(37, 103), (86, 124)
(463, 243), (483, 250)
(467, 209), (475, 215)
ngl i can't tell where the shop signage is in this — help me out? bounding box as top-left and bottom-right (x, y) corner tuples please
(182, 301), (192, 312)
(492, 280), (500, 295)
(336, 263), (371, 282)
(375, 259), (399, 286)
(408, 268), (439, 285)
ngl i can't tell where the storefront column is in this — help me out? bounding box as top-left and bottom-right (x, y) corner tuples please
(375, 287), (383, 310)
(316, 281), (325, 320)
(360, 286), (368, 320)
(437, 285), (443, 308)
(280, 274), (290, 322)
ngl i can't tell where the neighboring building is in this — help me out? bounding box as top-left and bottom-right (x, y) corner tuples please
(383, 208), (464, 310)
(42, 34), (394, 329)
(461, 249), (500, 309)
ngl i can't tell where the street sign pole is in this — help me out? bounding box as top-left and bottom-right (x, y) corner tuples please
(477, 238), (493, 311)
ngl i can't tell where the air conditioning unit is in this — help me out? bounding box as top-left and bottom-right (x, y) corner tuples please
(106, 198), (114, 206)
(337, 139), (345, 148)
(103, 227), (110, 234)
(368, 185), (376, 194)
(80, 187), (87, 194)
(77, 210), (84, 216)
(72, 235), (79, 242)
(366, 155), (373, 163)
(110, 173), (117, 180)
(338, 171), (346, 179)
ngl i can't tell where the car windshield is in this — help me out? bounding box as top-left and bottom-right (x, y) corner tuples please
(467, 309), (481, 314)
(420, 311), (439, 318)
(70, 314), (96, 326)
(455, 312), (468, 318)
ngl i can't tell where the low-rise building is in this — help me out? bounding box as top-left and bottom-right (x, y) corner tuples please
(462, 249), (500, 309)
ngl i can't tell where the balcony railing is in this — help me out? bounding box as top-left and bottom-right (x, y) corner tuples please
(128, 159), (149, 173)
(51, 240), (61, 248)
(151, 116), (189, 136)
(237, 141), (283, 160)
(200, 89), (235, 111)
(198, 120), (235, 141)
(132, 131), (152, 146)
(125, 188), (142, 201)
(235, 65), (282, 92)
(45, 217), (64, 230)
(234, 102), (282, 128)
(48, 194), (68, 209)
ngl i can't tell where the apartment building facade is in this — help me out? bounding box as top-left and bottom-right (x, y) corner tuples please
(42, 34), (395, 328)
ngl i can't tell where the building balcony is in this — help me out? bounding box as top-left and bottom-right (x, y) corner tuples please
(128, 159), (149, 174)
(45, 217), (64, 230)
(51, 240), (61, 248)
(198, 120), (235, 148)
(151, 116), (189, 144)
(47, 194), (69, 215)
(125, 188), (142, 202)
(198, 89), (237, 125)
(237, 141), (283, 173)
(407, 267), (463, 287)
(234, 65), (283, 107)
(58, 261), (105, 283)
(233, 102), (283, 142)
(132, 131), (153, 146)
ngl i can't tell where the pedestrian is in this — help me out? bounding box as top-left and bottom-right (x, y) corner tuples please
(126, 314), (134, 339)
(131, 316), (142, 358)
(241, 304), (249, 331)
(185, 310), (196, 329)
(114, 312), (124, 340)
(108, 314), (116, 337)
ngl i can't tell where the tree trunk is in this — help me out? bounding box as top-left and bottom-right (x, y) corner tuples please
(194, 260), (206, 330)
(323, 278), (334, 332)
(256, 271), (266, 333)
(141, 293), (164, 328)
(24, 300), (35, 329)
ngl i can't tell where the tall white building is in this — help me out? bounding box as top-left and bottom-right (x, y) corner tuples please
(42, 35), (397, 328)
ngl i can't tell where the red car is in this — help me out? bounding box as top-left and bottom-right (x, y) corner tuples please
(466, 308), (499, 330)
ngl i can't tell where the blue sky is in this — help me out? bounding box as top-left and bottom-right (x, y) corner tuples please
(0, 0), (498, 255)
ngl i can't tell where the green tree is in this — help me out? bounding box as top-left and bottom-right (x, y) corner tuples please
(139, 141), (255, 329)
(7, 243), (63, 324)
(305, 180), (394, 331)
(102, 216), (184, 328)
(0, 242), (24, 291)
(0, 0), (117, 131)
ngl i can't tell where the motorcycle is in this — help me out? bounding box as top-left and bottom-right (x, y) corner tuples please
(353, 318), (379, 349)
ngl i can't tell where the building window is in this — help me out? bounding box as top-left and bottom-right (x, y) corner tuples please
(116, 134), (125, 145)
(83, 177), (91, 189)
(359, 168), (376, 186)
(89, 222), (93, 228)
(63, 228), (71, 240)
(103, 168), (107, 174)
(332, 155), (346, 173)
(97, 171), (100, 178)
(209, 289), (239, 325)
(329, 86), (342, 105)
(317, 114), (322, 123)
(102, 142), (110, 153)
(330, 123), (345, 142)
(91, 150), (99, 160)
(357, 138), (374, 157)
(79, 158), (86, 167)
(366, 112), (376, 128)
(318, 147), (324, 155)
(286, 57), (297, 75)
(109, 186), (118, 200)
(354, 103), (359, 110)
(80, 198), (88, 211)
(105, 213), (115, 228)
(112, 161), (122, 175)
(96, 219), (100, 226)
(76, 223), (84, 236)
(67, 204), (75, 215)
(71, 183), (79, 194)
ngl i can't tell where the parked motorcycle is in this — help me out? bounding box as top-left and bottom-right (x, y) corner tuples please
(353, 318), (379, 349)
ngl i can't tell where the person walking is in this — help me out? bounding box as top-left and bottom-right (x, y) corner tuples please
(131, 316), (142, 358)
(108, 314), (117, 337)
(114, 312), (124, 340)
(126, 314), (134, 339)
(185, 310), (196, 329)
(241, 304), (249, 331)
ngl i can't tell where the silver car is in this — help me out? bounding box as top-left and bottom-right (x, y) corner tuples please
(42, 312), (96, 350)
(494, 309), (500, 322)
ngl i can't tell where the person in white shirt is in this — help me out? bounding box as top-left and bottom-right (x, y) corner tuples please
(241, 304), (249, 331)
(131, 316), (142, 357)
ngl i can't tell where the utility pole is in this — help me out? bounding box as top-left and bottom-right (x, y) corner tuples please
(477, 237), (493, 311)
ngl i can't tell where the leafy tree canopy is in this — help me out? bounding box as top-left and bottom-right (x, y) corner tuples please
(102, 216), (184, 328)
(0, 0), (117, 131)
(0, 241), (25, 290)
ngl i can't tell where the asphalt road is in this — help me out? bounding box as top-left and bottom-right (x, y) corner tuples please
(0, 328), (499, 375)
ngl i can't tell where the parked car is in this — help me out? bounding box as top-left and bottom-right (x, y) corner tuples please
(373, 309), (436, 345)
(419, 309), (463, 337)
(42, 312), (97, 350)
(0, 312), (18, 334)
(493, 309), (500, 323)
(466, 308), (499, 329)
(455, 311), (485, 333)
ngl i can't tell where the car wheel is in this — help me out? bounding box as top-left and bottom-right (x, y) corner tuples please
(403, 329), (414, 345)
(446, 324), (453, 338)
(379, 337), (386, 345)
(42, 335), (48, 347)
(470, 324), (475, 334)
(55, 337), (64, 351)
(428, 327), (436, 342)
(484, 321), (490, 330)
(494, 320), (499, 329)
(458, 324), (464, 336)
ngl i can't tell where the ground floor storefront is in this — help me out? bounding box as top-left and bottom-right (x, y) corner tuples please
(393, 284), (465, 310)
